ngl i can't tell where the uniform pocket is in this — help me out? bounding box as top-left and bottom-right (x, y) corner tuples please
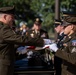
(0, 59), (10, 65)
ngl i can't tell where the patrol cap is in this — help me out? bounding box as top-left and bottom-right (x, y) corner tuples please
(0, 6), (15, 14)
(54, 19), (63, 27)
(34, 18), (42, 25)
(61, 11), (76, 26)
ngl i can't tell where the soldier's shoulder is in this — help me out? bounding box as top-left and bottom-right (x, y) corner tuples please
(40, 29), (48, 33)
(0, 22), (3, 26)
(26, 29), (35, 34)
(0, 22), (7, 28)
(27, 28), (34, 32)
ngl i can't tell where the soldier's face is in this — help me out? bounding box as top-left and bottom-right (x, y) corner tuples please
(64, 25), (73, 35)
(4, 14), (15, 26)
(55, 25), (63, 33)
(34, 23), (41, 31)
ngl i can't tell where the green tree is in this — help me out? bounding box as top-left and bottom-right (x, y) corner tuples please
(0, 0), (76, 31)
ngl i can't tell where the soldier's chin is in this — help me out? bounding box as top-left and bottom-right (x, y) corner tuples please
(10, 21), (13, 25)
(56, 31), (59, 33)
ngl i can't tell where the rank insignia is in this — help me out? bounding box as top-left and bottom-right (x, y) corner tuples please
(71, 47), (76, 53)
(36, 18), (39, 21)
(32, 30), (35, 33)
(30, 33), (34, 38)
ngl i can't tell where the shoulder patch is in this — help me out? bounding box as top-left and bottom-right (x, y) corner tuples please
(71, 40), (76, 46)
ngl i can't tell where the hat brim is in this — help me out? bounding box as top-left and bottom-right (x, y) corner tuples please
(0, 6), (15, 15)
(62, 21), (71, 26)
(34, 22), (41, 25)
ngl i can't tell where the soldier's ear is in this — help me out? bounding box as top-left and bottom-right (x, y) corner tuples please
(71, 24), (74, 30)
(3, 14), (7, 20)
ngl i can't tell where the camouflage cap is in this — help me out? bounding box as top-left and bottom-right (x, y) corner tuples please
(0, 6), (15, 14)
(34, 18), (42, 25)
(54, 19), (63, 27)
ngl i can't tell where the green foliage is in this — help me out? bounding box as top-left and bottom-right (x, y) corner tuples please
(30, 0), (55, 30)
(0, 0), (76, 31)
(61, 0), (76, 12)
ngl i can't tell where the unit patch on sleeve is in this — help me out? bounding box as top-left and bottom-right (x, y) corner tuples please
(71, 40), (76, 46)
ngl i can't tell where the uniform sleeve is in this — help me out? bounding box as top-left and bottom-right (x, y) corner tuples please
(2, 26), (44, 47)
(46, 32), (49, 39)
(55, 49), (76, 66)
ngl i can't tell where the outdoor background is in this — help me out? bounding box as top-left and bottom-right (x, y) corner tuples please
(0, 0), (76, 39)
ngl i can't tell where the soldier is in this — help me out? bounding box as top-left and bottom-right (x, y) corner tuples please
(26, 18), (50, 67)
(27, 18), (49, 38)
(54, 19), (65, 75)
(0, 6), (44, 75)
(16, 22), (29, 36)
(44, 12), (76, 75)
(55, 13), (76, 75)
(54, 19), (65, 48)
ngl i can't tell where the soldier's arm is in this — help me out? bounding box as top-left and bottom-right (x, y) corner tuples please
(46, 32), (49, 39)
(2, 26), (44, 47)
(43, 30), (49, 39)
(55, 49), (76, 66)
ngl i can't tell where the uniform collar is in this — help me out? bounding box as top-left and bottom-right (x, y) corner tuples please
(63, 32), (76, 43)
(59, 31), (64, 35)
(0, 21), (4, 25)
(68, 32), (76, 39)
(0, 21), (10, 28)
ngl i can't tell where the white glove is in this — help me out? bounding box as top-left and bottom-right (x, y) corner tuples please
(17, 46), (30, 54)
(49, 43), (58, 52)
(43, 39), (52, 45)
(27, 51), (33, 56)
(43, 43), (58, 52)
(43, 45), (50, 49)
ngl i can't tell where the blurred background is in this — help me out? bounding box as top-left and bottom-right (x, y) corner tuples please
(0, 0), (76, 39)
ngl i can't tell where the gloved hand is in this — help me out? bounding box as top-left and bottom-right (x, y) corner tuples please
(43, 39), (52, 45)
(17, 46), (30, 54)
(49, 43), (58, 52)
(43, 43), (58, 52)
(43, 45), (50, 49)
